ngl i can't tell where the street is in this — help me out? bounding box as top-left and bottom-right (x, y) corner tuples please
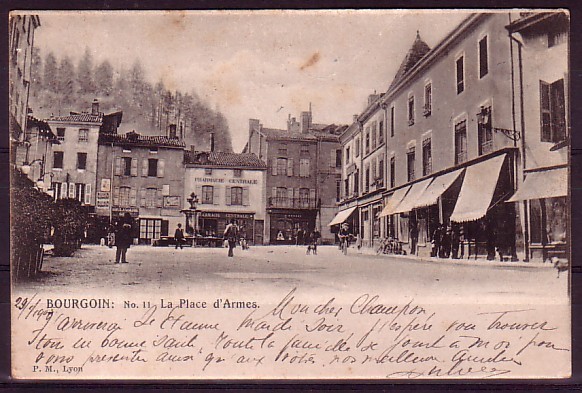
(15, 244), (568, 304)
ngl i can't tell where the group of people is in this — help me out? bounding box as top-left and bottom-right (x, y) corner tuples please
(431, 223), (464, 259)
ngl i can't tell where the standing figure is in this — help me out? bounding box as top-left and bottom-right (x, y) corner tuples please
(174, 223), (185, 250)
(224, 219), (239, 258)
(115, 213), (133, 264)
(450, 224), (461, 259)
(307, 228), (321, 255)
(431, 224), (442, 257)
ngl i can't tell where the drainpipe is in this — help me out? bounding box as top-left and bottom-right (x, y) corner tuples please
(508, 14), (529, 261)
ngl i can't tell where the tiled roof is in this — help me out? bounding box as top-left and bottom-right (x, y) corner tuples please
(388, 31), (431, 91)
(185, 151), (267, 169)
(257, 125), (344, 142)
(99, 131), (186, 148)
(48, 112), (103, 123)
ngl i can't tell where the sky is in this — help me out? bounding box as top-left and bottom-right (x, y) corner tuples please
(32, 10), (471, 151)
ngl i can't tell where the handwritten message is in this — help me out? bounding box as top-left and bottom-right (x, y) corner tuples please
(12, 289), (570, 379)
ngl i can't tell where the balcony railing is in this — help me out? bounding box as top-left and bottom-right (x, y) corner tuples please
(268, 197), (317, 209)
(480, 139), (494, 155)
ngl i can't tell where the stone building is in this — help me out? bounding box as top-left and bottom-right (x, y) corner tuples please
(335, 13), (528, 260)
(184, 150), (267, 245)
(506, 11), (569, 261)
(244, 109), (344, 244)
(96, 131), (185, 244)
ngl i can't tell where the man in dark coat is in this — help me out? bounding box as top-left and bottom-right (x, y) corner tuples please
(224, 219), (239, 257)
(115, 213), (133, 264)
(174, 223), (185, 250)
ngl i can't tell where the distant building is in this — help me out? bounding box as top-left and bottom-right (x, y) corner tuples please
(245, 109), (345, 244)
(184, 150), (267, 244)
(96, 131), (186, 244)
(506, 11), (569, 261)
(45, 100), (122, 211)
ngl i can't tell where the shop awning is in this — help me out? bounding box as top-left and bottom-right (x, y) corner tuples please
(392, 178), (433, 214)
(507, 167), (567, 202)
(378, 185), (411, 217)
(450, 154), (506, 223)
(414, 169), (464, 209)
(328, 206), (357, 226)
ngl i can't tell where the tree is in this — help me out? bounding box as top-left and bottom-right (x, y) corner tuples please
(57, 56), (76, 110)
(95, 59), (114, 96)
(44, 52), (58, 93)
(77, 47), (94, 95)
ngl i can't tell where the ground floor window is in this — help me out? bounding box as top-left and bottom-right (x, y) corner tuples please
(530, 197), (567, 244)
(398, 215), (409, 243)
(139, 218), (168, 242)
(270, 214), (314, 244)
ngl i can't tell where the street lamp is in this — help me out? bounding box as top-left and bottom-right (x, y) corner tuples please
(476, 106), (520, 142)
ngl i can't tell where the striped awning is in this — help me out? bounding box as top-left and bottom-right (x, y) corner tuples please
(414, 169), (464, 209)
(378, 186), (411, 217)
(328, 206), (357, 226)
(391, 178), (433, 214)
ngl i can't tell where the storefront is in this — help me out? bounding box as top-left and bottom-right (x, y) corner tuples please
(268, 210), (317, 244)
(198, 211), (259, 244)
(327, 205), (359, 243)
(507, 166), (567, 261)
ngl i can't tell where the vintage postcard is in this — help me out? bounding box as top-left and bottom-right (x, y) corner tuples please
(9, 9), (570, 379)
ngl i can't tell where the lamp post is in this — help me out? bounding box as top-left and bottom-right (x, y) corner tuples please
(181, 192), (200, 236)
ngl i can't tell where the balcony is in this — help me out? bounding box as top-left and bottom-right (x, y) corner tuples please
(268, 197), (316, 209)
(479, 139), (494, 155)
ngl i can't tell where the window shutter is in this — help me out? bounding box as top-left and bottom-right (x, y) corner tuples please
(195, 185), (202, 204)
(113, 187), (120, 206)
(330, 150), (335, 168)
(550, 79), (566, 142)
(130, 188), (137, 207)
(287, 158), (294, 176)
(162, 184), (170, 196)
(84, 183), (92, 205)
(131, 158), (138, 176)
(156, 188), (163, 208)
(115, 156), (122, 176)
(213, 186), (220, 205)
(142, 159), (148, 177)
(271, 159), (277, 176)
(225, 186), (231, 205)
(287, 188), (293, 207)
(60, 183), (68, 199)
(310, 189), (316, 206)
(139, 188), (146, 207)
(271, 187), (277, 205)
(305, 159), (310, 177)
(157, 159), (165, 177)
(69, 184), (76, 199)
(242, 187), (250, 206)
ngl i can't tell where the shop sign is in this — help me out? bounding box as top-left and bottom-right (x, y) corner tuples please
(271, 213), (306, 219)
(200, 211), (254, 219)
(100, 179), (111, 192)
(112, 207), (139, 217)
(192, 177), (258, 185)
(164, 196), (181, 208)
(96, 191), (110, 209)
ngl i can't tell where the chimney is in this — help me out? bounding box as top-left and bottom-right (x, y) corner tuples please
(210, 132), (215, 152)
(300, 111), (312, 134)
(287, 116), (300, 132)
(368, 92), (380, 106)
(353, 114), (359, 122)
(91, 99), (100, 115)
(249, 118), (260, 134)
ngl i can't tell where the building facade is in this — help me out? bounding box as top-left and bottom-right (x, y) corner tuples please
(184, 151), (267, 245)
(96, 131), (186, 244)
(506, 12), (569, 261)
(9, 15), (40, 146)
(44, 101), (122, 208)
(335, 13), (528, 260)
(245, 110), (343, 244)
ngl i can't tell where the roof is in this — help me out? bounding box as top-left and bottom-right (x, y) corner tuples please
(388, 31), (431, 91)
(99, 131), (186, 148)
(48, 112), (103, 124)
(506, 11), (569, 34)
(185, 151), (267, 169)
(254, 125), (344, 143)
(27, 115), (58, 141)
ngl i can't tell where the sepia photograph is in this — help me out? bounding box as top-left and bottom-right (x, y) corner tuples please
(9, 9), (571, 380)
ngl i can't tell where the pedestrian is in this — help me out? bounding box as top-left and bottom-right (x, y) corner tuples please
(440, 225), (452, 258)
(174, 223), (185, 250)
(307, 228), (321, 255)
(115, 213), (133, 264)
(224, 219), (239, 257)
(431, 224), (442, 257)
(450, 223), (461, 259)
